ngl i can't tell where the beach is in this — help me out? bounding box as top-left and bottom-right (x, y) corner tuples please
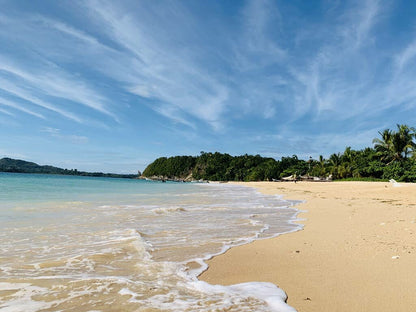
(200, 181), (416, 311)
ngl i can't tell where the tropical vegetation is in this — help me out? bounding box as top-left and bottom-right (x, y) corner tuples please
(142, 124), (416, 182)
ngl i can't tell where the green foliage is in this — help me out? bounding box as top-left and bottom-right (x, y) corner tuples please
(142, 156), (196, 179)
(143, 153), (309, 181)
(142, 123), (416, 182)
(380, 159), (416, 182)
(373, 124), (416, 163)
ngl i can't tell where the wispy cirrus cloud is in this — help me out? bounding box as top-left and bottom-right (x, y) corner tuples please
(0, 58), (117, 122)
(0, 13), (117, 123)
(394, 38), (416, 74)
(0, 95), (45, 119)
(82, 0), (231, 131)
(80, 0), (291, 130)
(252, 126), (381, 159)
(0, 107), (14, 117)
(236, 0), (286, 69)
(0, 75), (81, 122)
(287, 0), (384, 122)
(2, 0), (416, 172)
(41, 127), (89, 144)
(340, 0), (381, 49)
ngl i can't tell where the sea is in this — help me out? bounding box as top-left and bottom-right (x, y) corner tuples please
(0, 172), (301, 312)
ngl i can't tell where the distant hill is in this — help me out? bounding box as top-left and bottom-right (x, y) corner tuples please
(0, 158), (138, 179)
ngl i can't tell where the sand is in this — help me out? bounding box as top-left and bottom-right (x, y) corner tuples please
(199, 181), (416, 311)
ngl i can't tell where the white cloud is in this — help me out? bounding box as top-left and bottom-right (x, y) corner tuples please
(41, 127), (89, 144)
(152, 105), (196, 129)
(394, 40), (416, 73)
(0, 59), (115, 121)
(0, 76), (82, 122)
(83, 0), (231, 130)
(0, 107), (14, 116)
(342, 0), (381, 49)
(36, 17), (102, 47)
(287, 0), (385, 123)
(254, 126), (380, 159)
(0, 96), (45, 119)
(239, 0), (286, 63)
(0, 12), (118, 122)
(128, 85), (156, 99)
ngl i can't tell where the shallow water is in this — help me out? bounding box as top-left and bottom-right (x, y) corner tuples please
(0, 173), (300, 311)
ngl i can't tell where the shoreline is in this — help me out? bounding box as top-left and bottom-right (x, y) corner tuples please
(199, 181), (416, 311)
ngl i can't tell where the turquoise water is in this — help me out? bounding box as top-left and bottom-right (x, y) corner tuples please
(0, 172), (198, 222)
(0, 172), (196, 204)
(0, 173), (299, 312)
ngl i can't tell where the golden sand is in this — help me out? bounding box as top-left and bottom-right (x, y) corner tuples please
(199, 181), (416, 311)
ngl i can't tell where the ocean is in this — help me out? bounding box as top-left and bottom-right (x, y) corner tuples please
(0, 173), (300, 312)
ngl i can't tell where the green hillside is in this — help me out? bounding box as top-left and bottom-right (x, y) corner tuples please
(0, 158), (137, 179)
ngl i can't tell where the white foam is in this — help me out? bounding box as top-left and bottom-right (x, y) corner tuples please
(152, 207), (187, 214)
(186, 280), (297, 312)
(228, 282), (297, 312)
(1, 180), (303, 312)
(0, 283), (53, 312)
(118, 288), (140, 302)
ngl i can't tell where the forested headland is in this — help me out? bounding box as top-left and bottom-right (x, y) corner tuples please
(0, 158), (138, 179)
(142, 124), (416, 182)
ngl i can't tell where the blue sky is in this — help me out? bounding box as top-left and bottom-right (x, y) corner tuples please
(1, 0), (416, 173)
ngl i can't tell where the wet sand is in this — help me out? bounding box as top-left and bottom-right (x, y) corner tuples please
(199, 181), (416, 311)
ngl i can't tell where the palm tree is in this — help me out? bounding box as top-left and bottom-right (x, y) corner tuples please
(342, 146), (354, 163)
(373, 124), (416, 163)
(329, 153), (341, 178)
(340, 147), (355, 178)
(373, 129), (394, 162)
(393, 124), (416, 160)
(315, 155), (327, 177)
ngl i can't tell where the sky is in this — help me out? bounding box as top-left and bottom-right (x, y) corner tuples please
(1, 0), (416, 173)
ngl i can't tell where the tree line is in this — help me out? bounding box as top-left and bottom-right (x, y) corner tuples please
(142, 124), (416, 182)
(0, 158), (138, 179)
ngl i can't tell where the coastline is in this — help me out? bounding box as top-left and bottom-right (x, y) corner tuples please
(199, 181), (416, 311)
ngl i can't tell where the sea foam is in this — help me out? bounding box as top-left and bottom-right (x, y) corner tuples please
(0, 174), (300, 311)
